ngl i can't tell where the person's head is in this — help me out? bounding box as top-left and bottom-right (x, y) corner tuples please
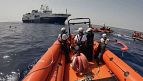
(86, 28), (92, 33)
(61, 27), (66, 33)
(102, 33), (107, 38)
(134, 31), (136, 33)
(78, 27), (84, 35)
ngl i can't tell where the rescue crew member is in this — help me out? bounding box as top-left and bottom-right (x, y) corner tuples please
(74, 27), (87, 55)
(98, 33), (109, 61)
(58, 27), (70, 63)
(86, 28), (94, 61)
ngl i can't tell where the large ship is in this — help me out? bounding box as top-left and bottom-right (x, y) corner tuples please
(22, 5), (71, 24)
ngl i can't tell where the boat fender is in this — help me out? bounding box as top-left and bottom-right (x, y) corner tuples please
(80, 53), (89, 72)
(71, 53), (89, 73)
(77, 56), (83, 72)
(117, 41), (128, 51)
(71, 56), (78, 71)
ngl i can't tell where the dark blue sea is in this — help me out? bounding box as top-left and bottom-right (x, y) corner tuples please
(0, 22), (143, 81)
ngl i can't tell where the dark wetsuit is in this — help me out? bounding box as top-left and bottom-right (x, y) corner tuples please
(86, 32), (94, 61)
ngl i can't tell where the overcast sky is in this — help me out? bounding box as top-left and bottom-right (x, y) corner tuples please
(0, 0), (143, 31)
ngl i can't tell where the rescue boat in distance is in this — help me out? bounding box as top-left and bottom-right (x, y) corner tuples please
(93, 24), (113, 33)
(22, 18), (143, 81)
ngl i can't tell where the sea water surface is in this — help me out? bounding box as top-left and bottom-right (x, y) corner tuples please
(0, 22), (143, 81)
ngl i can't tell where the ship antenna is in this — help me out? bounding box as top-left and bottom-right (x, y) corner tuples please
(40, 5), (43, 11)
(66, 8), (67, 14)
(46, 6), (49, 11)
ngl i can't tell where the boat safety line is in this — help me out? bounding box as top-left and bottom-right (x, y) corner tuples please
(106, 54), (125, 72)
(22, 49), (59, 80)
(45, 49), (62, 81)
(106, 54), (129, 77)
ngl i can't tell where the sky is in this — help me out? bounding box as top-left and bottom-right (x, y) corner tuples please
(0, 0), (143, 32)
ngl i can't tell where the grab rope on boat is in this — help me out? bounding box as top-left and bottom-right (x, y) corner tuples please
(106, 54), (129, 77)
(22, 46), (61, 80)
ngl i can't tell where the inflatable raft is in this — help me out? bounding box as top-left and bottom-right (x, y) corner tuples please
(22, 18), (143, 81)
(22, 40), (143, 81)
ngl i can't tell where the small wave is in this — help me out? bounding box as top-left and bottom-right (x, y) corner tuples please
(0, 72), (19, 81)
(3, 55), (10, 59)
(113, 33), (122, 37)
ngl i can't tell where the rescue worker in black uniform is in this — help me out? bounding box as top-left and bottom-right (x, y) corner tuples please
(86, 28), (94, 61)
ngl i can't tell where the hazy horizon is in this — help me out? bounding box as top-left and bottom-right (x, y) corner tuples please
(0, 0), (143, 32)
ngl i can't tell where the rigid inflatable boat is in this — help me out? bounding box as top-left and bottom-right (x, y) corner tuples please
(93, 24), (113, 33)
(22, 18), (143, 81)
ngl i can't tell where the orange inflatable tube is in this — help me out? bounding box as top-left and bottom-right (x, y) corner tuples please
(103, 50), (143, 81)
(22, 40), (62, 81)
(117, 41), (128, 51)
(47, 54), (62, 81)
(56, 54), (65, 81)
(49, 53), (65, 81)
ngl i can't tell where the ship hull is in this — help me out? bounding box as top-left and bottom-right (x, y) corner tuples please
(22, 17), (68, 24)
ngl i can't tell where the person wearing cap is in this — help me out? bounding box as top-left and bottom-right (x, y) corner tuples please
(98, 33), (109, 62)
(86, 28), (94, 61)
(74, 27), (87, 55)
(58, 27), (70, 63)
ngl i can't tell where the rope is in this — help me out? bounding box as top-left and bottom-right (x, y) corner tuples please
(22, 47), (59, 80)
(46, 51), (62, 81)
(106, 54), (125, 72)
(106, 54), (129, 77)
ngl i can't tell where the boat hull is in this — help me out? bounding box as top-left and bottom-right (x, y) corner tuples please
(22, 17), (68, 24)
(22, 40), (143, 81)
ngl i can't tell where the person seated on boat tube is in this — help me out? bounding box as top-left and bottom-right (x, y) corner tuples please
(58, 27), (70, 63)
(98, 33), (109, 61)
(86, 28), (94, 61)
(74, 27), (87, 55)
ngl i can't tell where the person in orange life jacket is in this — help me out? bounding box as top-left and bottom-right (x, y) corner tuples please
(74, 27), (87, 55)
(98, 33), (109, 61)
(86, 28), (94, 61)
(58, 27), (70, 63)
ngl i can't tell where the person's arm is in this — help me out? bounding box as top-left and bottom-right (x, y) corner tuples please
(74, 35), (77, 45)
(57, 34), (61, 41)
(105, 39), (109, 44)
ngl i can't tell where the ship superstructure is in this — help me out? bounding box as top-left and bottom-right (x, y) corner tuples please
(22, 5), (71, 24)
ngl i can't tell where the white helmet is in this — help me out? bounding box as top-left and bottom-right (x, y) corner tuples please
(74, 45), (79, 50)
(78, 27), (84, 32)
(86, 28), (92, 32)
(61, 27), (66, 32)
(62, 34), (68, 40)
(102, 33), (107, 37)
